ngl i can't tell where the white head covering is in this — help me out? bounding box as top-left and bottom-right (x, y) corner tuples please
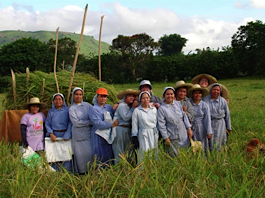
(52, 93), (66, 108)
(92, 94), (98, 105)
(209, 83), (222, 97)
(71, 87), (83, 104)
(161, 87), (175, 102)
(139, 91), (151, 101)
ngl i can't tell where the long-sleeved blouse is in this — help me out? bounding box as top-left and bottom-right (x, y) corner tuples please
(179, 97), (194, 123)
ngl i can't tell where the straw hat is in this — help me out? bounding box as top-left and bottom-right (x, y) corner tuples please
(174, 80), (193, 91)
(117, 89), (140, 100)
(96, 88), (109, 95)
(189, 137), (203, 154)
(191, 74), (217, 85)
(208, 83), (229, 99)
(188, 84), (209, 98)
(22, 97), (47, 109)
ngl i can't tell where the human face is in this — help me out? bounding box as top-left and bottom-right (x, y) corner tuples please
(97, 94), (107, 106)
(124, 94), (136, 105)
(74, 90), (83, 103)
(192, 90), (202, 102)
(164, 89), (175, 104)
(211, 86), (220, 99)
(140, 93), (150, 107)
(199, 77), (209, 88)
(140, 85), (151, 93)
(29, 104), (40, 114)
(176, 87), (187, 100)
(53, 95), (63, 109)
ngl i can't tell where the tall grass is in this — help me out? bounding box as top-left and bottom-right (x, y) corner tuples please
(1, 77), (265, 197)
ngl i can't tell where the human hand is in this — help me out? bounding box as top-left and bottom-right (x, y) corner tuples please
(112, 103), (119, 110)
(132, 100), (139, 108)
(187, 128), (193, 138)
(207, 134), (212, 139)
(165, 138), (171, 146)
(182, 106), (187, 112)
(111, 119), (119, 127)
(50, 133), (56, 142)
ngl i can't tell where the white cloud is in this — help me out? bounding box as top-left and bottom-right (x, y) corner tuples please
(0, 2), (260, 54)
(251, 0), (265, 8)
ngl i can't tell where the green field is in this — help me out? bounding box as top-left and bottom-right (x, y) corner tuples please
(1, 77), (265, 197)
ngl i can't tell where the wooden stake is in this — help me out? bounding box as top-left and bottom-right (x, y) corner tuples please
(54, 27), (60, 93)
(11, 69), (17, 109)
(26, 67), (29, 103)
(62, 60), (65, 70)
(43, 78), (45, 95)
(66, 4), (88, 105)
(83, 82), (85, 94)
(98, 15), (104, 81)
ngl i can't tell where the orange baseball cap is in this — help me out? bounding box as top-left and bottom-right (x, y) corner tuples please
(96, 88), (109, 95)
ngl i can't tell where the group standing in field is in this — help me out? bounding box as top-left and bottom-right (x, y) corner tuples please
(20, 73), (232, 174)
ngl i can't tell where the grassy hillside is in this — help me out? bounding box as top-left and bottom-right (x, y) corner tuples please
(0, 30), (110, 55)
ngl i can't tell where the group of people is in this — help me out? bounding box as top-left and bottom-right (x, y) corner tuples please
(20, 73), (231, 173)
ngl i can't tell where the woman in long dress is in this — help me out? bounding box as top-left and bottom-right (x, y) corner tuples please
(112, 89), (139, 164)
(157, 87), (193, 157)
(69, 87), (93, 174)
(45, 93), (73, 172)
(131, 91), (159, 163)
(188, 84), (212, 152)
(88, 88), (119, 166)
(203, 83), (232, 151)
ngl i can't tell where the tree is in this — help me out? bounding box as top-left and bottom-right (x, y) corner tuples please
(0, 37), (53, 75)
(110, 33), (159, 79)
(46, 37), (77, 70)
(231, 20), (265, 75)
(157, 34), (188, 56)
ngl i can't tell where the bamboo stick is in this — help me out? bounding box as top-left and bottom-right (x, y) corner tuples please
(11, 69), (17, 109)
(66, 4), (88, 105)
(54, 27), (60, 93)
(98, 15), (104, 81)
(62, 60), (65, 70)
(83, 82), (85, 94)
(26, 67), (29, 103)
(43, 78), (45, 95)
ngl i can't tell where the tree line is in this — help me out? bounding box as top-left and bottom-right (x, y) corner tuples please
(0, 20), (264, 89)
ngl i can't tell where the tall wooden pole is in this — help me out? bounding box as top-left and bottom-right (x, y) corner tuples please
(66, 4), (88, 105)
(98, 15), (104, 81)
(54, 27), (60, 93)
(11, 69), (17, 109)
(26, 67), (29, 103)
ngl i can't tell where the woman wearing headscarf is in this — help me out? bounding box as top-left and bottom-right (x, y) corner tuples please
(88, 88), (119, 166)
(138, 80), (161, 108)
(69, 87), (93, 174)
(157, 87), (193, 157)
(131, 91), (159, 164)
(203, 83), (232, 151)
(188, 84), (212, 152)
(174, 81), (194, 124)
(112, 89), (139, 164)
(21, 97), (47, 153)
(45, 93), (73, 172)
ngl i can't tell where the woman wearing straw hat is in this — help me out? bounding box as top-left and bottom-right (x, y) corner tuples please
(131, 91), (159, 164)
(203, 83), (232, 151)
(89, 88), (119, 166)
(20, 97), (47, 152)
(45, 93), (73, 172)
(112, 89), (139, 164)
(174, 80), (194, 124)
(157, 87), (193, 157)
(188, 84), (212, 153)
(69, 87), (93, 174)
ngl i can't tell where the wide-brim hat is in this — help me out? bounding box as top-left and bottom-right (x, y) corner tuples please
(117, 89), (140, 100)
(22, 97), (47, 109)
(191, 74), (217, 85)
(174, 80), (193, 91)
(220, 84), (229, 99)
(138, 80), (153, 90)
(188, 84), (209, 97)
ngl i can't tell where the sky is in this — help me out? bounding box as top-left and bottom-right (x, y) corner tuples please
(0, 0), (264, 53)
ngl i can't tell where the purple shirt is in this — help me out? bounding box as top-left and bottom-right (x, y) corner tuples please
(21, 112), (46, 151)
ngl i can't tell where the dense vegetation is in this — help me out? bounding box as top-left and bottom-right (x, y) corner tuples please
(1, 78), (265, 197)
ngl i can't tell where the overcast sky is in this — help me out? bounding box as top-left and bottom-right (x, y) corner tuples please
(0, 0), (264, 53)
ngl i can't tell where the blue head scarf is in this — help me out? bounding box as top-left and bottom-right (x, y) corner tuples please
(71, 87), (83, 104)
(52, 93), (66, 108)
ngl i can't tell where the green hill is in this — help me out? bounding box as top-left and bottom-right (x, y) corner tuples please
(0, 30), (110, 56)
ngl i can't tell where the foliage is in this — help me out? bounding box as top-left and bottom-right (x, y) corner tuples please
(157, 33), (188, 56)
(46, 37), (77, 70)
(231, 20), (265, 75)
(0, 37), (54, 76)
(1, 77), (265, 197)
(4, 70), (119, 110)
